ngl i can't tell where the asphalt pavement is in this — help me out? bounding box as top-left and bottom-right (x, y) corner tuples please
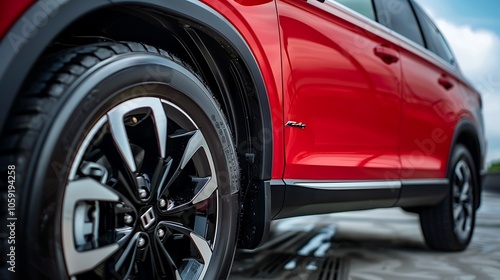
(230, 189), (500, 280)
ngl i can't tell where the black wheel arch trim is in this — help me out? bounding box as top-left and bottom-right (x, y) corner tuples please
(0, 0), (273, 180)
(448, 119), (484, 208)
(0, 0), (111, 135)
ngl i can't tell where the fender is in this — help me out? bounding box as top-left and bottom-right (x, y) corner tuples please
(0, 0), (110, 136)
(0, 0), (274, 180)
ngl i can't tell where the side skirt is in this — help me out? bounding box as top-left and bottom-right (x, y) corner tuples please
(396, 179), (449, 207)
(271, 179), (449, 220)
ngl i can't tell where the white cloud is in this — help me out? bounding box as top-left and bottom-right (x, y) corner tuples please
(435, 20), (500, 164)
(436, 19), (500, 81)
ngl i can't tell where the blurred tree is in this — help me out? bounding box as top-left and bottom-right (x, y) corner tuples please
(489, 162), (500, 173)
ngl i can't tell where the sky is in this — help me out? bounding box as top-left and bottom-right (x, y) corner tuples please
(414, 0), (500, 166)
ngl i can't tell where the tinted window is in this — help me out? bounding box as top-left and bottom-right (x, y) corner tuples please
(373, 0), (424, 46)
(334, 0), (376, 20)
(412, 2), (455, 64)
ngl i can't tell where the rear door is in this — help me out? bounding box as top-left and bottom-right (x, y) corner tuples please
(279, 0), (402, 184)
(375, 0), (464, 180)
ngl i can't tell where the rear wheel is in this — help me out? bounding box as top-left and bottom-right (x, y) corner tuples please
(419, 144), (477, 251)
(1, 42), (239, 279)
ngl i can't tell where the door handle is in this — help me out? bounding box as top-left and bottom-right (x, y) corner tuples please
(374, 45), (399, 64)
(438, 75), (454, 90)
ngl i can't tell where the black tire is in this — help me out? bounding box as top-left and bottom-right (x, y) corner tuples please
(419, 144), (477, 251)
(0, 42), (240, 279)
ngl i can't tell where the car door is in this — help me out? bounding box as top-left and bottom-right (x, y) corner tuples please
(279, 0), (402, 183)
(377, 0), (465, 181)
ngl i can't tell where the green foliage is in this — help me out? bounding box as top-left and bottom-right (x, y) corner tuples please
(489, 162), (500, 173)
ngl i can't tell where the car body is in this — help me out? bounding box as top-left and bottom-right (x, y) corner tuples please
(0, 0), (486, 279)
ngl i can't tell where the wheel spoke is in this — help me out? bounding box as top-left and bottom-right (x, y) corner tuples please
(179, 130), (205, 170)
(152, 157), (173, 199)
(162, 176), (216, 215)
(455, 209), (465, 233)
(64, 178), (122, 211)
(189, 232), (212, 278)
(65, 244), (119, 276)
(190, 230), (213, 262)
(159, 130), (216, 200)
(157, 130), (196, 197)
(464, 203), (473, 231)
(453, 183), (461, 202)
(62, 178), (134, 276)
(464, 201), (473, 216)
(153, 228), (181, 278)
(148, 99), (168, 159)
(115, 232), (142, 274)
(108, 106), (138, 173)
(453, 203), (463, 220)
(158, 222), (213, 279)
(193, 176), (217, 204)
(455, 164), (464, 184)
(108, 97), (168, 173)
(461, 182), (470, 200)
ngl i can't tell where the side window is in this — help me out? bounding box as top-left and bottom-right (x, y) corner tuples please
(333, 0), (376, 21)
(373, 0), (424, 46)
(412, 2), (455, 64)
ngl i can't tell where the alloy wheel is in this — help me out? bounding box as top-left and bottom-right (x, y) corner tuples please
(452, 159), (473, 241)
(62, 97), (219, 279)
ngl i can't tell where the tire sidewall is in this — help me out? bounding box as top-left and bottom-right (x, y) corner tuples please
(23, 51), (239, 279)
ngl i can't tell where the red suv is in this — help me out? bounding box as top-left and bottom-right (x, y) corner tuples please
(0, 0), (486, 279)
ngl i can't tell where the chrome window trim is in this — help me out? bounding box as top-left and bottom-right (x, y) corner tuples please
(306, 0), (467, 84)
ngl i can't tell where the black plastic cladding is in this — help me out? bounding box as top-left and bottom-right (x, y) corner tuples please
(0, 0), (273, 180)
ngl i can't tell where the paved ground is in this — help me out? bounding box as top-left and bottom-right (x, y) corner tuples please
(230, 190), (500, 280)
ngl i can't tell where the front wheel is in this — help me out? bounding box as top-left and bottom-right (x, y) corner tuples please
(419, 144), (478, 251)
(2, 42), (240, 279)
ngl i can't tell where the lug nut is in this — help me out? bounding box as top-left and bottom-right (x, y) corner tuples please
(158, 198), (175, 210)
(138, 188), (148, 199)
(137, 237), (146, 248)
(157, 228), (165, 239)
(124, 214), (133, 224)
(159, 198), (167, 208)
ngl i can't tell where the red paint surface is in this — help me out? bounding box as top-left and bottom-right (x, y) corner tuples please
(399, 47), (480, 179)
(279, 0), (402, 180)
(0, 0), (34, 39)
(3, 0), (482, 182)
(202, 0), (284, 179)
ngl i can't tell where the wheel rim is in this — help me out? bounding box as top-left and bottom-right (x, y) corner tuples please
(62, 97), (219, 279)
(452, 159), (473, 241)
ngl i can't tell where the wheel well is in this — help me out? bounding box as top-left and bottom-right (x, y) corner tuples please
(454, 129), (482, 208)
(44, 5), (263, 179)
(37, 5), (271, 248)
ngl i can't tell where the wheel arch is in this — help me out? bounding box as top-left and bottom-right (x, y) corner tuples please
(1, 0), (275, 251)
(0, 0), (273, 181)
(449, 119), (484, 209)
